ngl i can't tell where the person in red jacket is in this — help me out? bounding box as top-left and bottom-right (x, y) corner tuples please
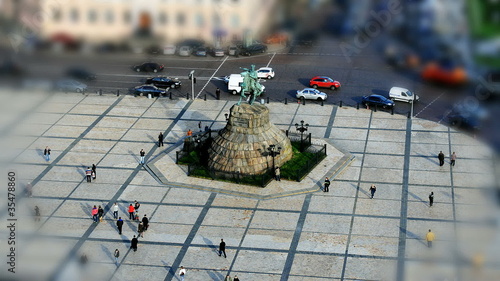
(91, 205), (98, 223)
(128, 204), (135, 220)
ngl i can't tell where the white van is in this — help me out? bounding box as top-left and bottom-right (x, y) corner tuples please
(227, 74), (265, 95)
(178, 46), (191, 56)
(389, 87), (419, 103)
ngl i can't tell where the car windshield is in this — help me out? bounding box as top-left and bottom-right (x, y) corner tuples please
(405, 90), (413, 97)
(312, 89), (320, 94)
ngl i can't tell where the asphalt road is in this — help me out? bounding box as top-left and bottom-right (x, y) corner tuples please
(9, 36), (497, 150)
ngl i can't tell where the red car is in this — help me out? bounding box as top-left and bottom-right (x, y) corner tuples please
(309, 76), (341, 90)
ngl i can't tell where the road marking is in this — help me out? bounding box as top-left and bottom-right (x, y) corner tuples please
(266, 52), (276, 67)
(196, 56), (229, 99)
(414, 91), (446, 118)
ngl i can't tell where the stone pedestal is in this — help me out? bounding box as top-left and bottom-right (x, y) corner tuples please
(208, 103), (292, 174)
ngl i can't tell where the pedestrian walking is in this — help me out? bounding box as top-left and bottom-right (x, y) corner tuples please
(85, 167), (92, 182)
(113, 202), (119, 219)
(139, 149), (145, 165)
(438, 151), (445, 166)
(426, 229), (435, 248)
(44, 146), (51, 161)
(233, 275), (240, 281)
(369, 184), (376, 199)
(128, 204), (135, 220)
(138, 222), (145, 238)
(80, 254), (88, 265)
(275, 166), (281, 181)
(91, 205), (98, 223)
(114, 249), (120, 266)
(116, 217), (124, 234)
(134, 210), (140, 221)
(224, 275), (232, 281)
(25, 182), (33, 197)
(324, 177), (330, 192)
(179, 266), (186, 281)
(134, 200), (140, 211)
(34, 206), (41, 222)
(142, 214), (149, 231)
(98, 205), (104, 222)
(158, 132), (164, 147)
(219, 239), (227, 258)
(429, 192), (434, 207)
(450, 152), (456, 166)
(131, 235), (138, 252)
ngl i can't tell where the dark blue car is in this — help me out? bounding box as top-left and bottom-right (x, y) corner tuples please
(133, 85), (166, 96)
(362, 94), (395, 109)
(145, 77), (181, 89)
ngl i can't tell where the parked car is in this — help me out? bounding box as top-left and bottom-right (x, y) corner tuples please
(296, 88), (328, 101)
(256, 67), (275, 79)
(55, 79), (87, 93)
(145, 76), (181, 88)
(213, 48), (225, 57)
(309, 76), (341, 90)
(133, 62), (164, 73)
(228, 45), (239, 56)
(195, 47), (208, 57)
(176, 39), (204, 49)
(163, 44), (176, 55)
(239, 44), (268, 56)
(362, 94), (395, 109)
(133, 85), (166, 96)
(65, 67), (96, 81)
(178, 46), (191, 56)
(389, 86), (419, 103)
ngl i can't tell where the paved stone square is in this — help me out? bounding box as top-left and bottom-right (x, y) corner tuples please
(0, 91), (498, 281)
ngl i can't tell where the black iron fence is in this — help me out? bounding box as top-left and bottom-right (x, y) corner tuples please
(187, 164), (274, 187)
(281, 143), (327, 182)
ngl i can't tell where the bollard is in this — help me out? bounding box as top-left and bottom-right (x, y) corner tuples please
(285, 98), (287, 105)
(117, 89), (120, 96)
(302, 98), (305, 105)
(267, 97), (269, 104)
(99, 89), (103, 96)
(204, 94), (207, 101)
(216, 91), (220, 100)
(374, 105), (377, 112)
(186, 93), (189, 100)
(407, 111), (411, 119)
(339, 100), (343, 107)
(169, 92), (172, 99)
(356, 103), (359, 110)
(321, 100), (324, 106)
(391, 107), (394, 115)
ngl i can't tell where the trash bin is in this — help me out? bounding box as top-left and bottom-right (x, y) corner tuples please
(148, 93), (152, 99)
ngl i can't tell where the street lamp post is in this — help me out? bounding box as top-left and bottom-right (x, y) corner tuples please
(189, 70), (195, 100)
(267, 144), (282, 174)
(295, 120), (309, 150)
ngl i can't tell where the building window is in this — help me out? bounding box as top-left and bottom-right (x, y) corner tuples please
(70, 9), (79, 23)
(158, 12), (167, 25)
(106, 10), (114, 24)
(123, 11), (131, 24)
(177, 13), (185, 26)
(88, 10), (97, 23)
(53, 8), (62, 22)
(195, 14), (204, 27)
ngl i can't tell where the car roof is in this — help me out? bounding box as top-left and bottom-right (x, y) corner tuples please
(390, 86), (410, 92)
(368, 94), (386, 99)
(258, 67), (273, 71)
(301, 88), (318, 91)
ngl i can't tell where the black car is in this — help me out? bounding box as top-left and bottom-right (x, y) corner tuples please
(133, 85), (166, 96)
(239, 44), (268, 56)
(133, 62), (164, 73)
(448, 105), (489, 131)
(362, 94), (395, 109)
(145, 77), (181, 89)
(65, 67), (96, 81)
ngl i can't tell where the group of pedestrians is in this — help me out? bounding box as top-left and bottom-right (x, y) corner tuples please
(85, 164), (97, 182)
(438, 151), (457, 167)
(91, 205), (105, 223)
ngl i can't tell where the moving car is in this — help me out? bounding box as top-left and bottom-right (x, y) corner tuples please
(239, 44), (268, 56)
(448, 103), (489, 131)
(309, 76), (341, 90)
(389, 87), (419, 103)
(133, 85), (166, 96)
(145, 77), (181, 89)
(55, 79), (87, 93)
(296, 88), (328, 101)
(256, 67), (275, 79)
(421, 61), (467, 86)
(65, 67), (96, 81)
(133, 62), (164, 73)
(362, 94), (395, 109)
(227, 74), (266, 95)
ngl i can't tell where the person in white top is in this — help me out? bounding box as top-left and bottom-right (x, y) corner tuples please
(179, 266), (186, 281)
(113, 203), (119, 219)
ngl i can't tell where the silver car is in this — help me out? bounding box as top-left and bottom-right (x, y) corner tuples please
(55, 79), (87, 93)
(296, 88), (327, 101)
